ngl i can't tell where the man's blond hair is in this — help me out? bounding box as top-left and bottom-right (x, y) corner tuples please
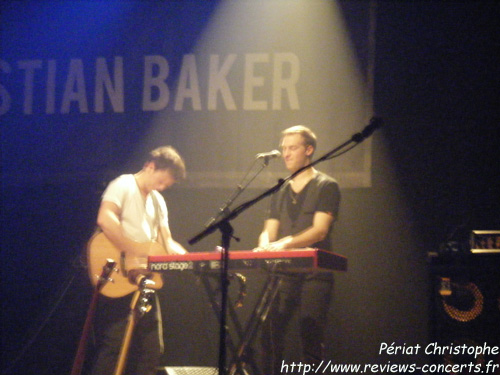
(281, 125), (317, 157)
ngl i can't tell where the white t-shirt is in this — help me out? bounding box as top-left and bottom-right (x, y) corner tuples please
(101, 174), (169, 243)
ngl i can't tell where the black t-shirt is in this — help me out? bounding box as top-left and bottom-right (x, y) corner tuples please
(269, 171), (340, 252)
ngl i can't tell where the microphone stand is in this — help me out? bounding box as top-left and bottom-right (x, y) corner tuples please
(188, 117), (382, 375)
(201, 155), (279, 375)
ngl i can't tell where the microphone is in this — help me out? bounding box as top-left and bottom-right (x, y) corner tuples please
(352, 117), (383, 143)
(255, 150), (281, 159)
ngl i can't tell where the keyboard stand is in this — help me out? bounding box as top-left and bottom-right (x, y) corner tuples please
(198, 267), (285, 375)
(228, 270), (283, 375)
(198, 272), (259, 375)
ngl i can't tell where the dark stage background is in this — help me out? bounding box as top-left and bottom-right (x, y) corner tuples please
(1, 1), (499, 374)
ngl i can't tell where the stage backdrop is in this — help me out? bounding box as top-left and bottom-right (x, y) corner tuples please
(1, 0), (374, 190)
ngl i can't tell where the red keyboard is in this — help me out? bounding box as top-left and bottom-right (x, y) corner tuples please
(148, 249), (347, 273)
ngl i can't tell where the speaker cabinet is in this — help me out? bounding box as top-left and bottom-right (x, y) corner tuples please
(430, 253), (500, 372)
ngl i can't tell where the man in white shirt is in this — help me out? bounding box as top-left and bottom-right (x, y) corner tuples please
(90, 146), (187, 375)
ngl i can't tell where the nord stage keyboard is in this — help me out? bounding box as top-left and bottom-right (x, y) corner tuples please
(148, 249), (347, 273)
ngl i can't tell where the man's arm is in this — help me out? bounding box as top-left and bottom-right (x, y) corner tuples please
(96, 201), (144, 257)
(260, 211), (334, 252)
(159, 225), (187, 255)
(97, 200), (187, 256)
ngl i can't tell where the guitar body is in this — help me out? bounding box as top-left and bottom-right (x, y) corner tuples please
(87, 232), (164, 298)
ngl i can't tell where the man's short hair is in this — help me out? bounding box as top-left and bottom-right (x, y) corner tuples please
(147, 146), (186, 181)
(281, 125), (317, 152)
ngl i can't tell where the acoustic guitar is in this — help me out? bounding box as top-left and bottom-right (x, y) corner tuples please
(87, 232), (164, 298)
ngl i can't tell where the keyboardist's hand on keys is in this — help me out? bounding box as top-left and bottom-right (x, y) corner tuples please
(253, 244), (279, 252)
(253, 239), (288, 252)
(263, 236), (294, 252)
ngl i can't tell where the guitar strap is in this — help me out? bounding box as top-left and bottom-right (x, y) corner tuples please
(150, 191), (165, 246)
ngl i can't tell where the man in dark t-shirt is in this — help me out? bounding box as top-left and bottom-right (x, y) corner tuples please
(256, 125), (340, 374)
